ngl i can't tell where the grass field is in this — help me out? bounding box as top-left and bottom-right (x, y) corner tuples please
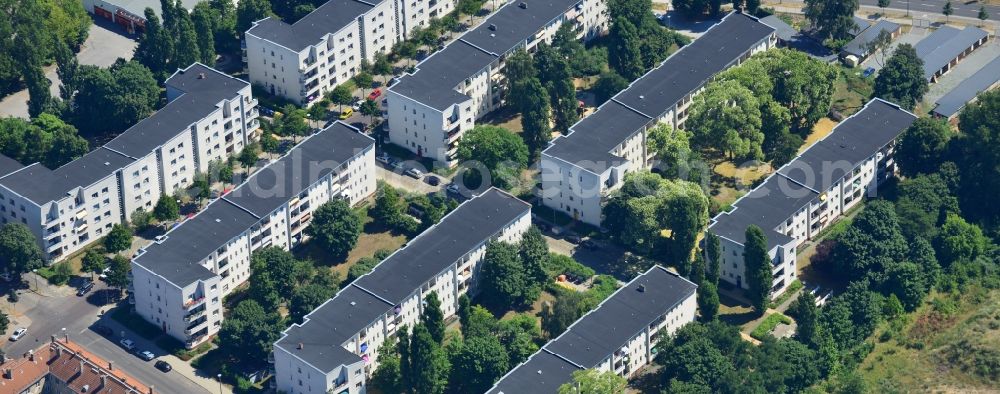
(857, 288), (1000, 391)
(297, 210), (408, 280)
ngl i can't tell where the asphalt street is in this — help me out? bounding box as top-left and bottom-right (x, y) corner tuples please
(858, 0), (1000, 20)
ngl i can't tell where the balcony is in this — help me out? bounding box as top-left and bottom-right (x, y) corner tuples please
(185, 316), (209, 335)
(185, 328), (209, 347)
(183, 296), (206, 310)
(184, 305), (207, 322)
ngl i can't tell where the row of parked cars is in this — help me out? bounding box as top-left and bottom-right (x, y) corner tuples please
(87, 324), (173, 372)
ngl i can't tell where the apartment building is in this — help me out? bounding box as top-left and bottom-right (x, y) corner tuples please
(540, 12), (775, 226)
(488, 265), (697, 393)
(386, 0), (608, 164)
(0, 63), (257, 262)
(131, 122), (375, 348)
(707, 98), (916, 298)
(272, 188), (531, 394)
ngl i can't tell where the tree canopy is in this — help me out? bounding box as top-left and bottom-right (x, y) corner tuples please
(0, 115), (89, 169)
(219, 299), (284, 361)
(873, 44), (928, 110)
(0, 223), (44, 275)
(455, 125), (529, 190)
(687, 80), (764, 160)
(305, 199), (362, 257)
(896, 118), (952, 177)
(70, 61), (160, 138)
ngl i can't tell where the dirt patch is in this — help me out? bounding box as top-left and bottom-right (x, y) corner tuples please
(799, 117), (838, 153)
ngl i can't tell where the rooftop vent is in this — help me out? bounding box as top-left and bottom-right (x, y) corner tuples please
(215, 218), (221, 223)
(638, 95), (644, 100)
(518, 2), (526, 8)
(198, 73), (207, 79)
(637, 284), (646, 292)
(489, 24), (497, 31)
(104, 162), (110, 166)
(297, 342), (304, 350)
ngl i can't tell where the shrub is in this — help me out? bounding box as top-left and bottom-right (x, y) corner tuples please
(750, 313), (793, 340)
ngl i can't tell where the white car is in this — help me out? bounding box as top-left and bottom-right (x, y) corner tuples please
(9, 327), (26, 341)
(120, 338), (135, 351)
(376, 153), (391, 165)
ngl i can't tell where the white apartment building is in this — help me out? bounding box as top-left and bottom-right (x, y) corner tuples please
(0, 63), (258, 262)
(488, 265), (697, 393)
(386, 0), (608, 164)
(708, 98), (917, 298)
(244, 0), (455, 106)
(540, 12), (776, 226)
(272, 188), (531, 394)
(131, 122), (375, 348)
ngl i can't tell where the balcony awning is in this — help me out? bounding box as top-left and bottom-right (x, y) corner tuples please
(75, 209), (88, 220)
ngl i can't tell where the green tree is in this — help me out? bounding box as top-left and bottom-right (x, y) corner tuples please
(260, 129), (279, 157)
(496, 314), (541, 365)
(936, 213), (989, 267)
(744, 225), (771, 315)
(480, 241), (537, 308)
(878, 0), (891, 14)
(455, 125), (529, 189)
(192, 3), (217, 65)
(804, 0), (860, 40)
(540, 290), (585, 338)
(955, 90), (1000, 229)
(942, 1), (953, 22)
(289, 283), (335, 323)
(130, 208), (153, 231)
(105, 255), (131, 297)
(791, 291), (818, 346)
(421, 291), (445, 343)
(672, 0), (710, 18)
(347, 256), (379, 282)
(0, 223), (44, 276)
(462, 305), (498, 339)
(697, 281), (719, 321)
(172, 3), (201, 69)
(236, 0), (272, 34)
(353, 71), (373, 94)
(873, 44), (928, 110)
(457, 294), (471, 329)
(647, 124), (692, 179)
(238, 142), (261, 171)
(219, 299), (284, 361)
(53, 38), (79, 100)
(609, 17), (644, 80)
(305, 199), (362, 257)
(278, 107), (310, 140)
(448, 335), (509, 393)
(370, 337), (403, 393)
(979, 6), (990, 25)
(593, 70), (628, 105)
(515, 77), (552, 159)
(406, 324), (450, 394)
(359, 98), (380, 125)
(705, 232), (721, 285)
(896, 117), (951, 177)
(134, 9), (173, 78)
(534, 43), (578, 132)
(328, 84), (353, 110)
(558, 369), (628, 394)
(71, 61), (159, 137)
(520, 226), (549, 285)
(249, 247), (302, 308)
(688, 80), (764, 160)
(661, 188), (709, 263)
(153, 194), (180, 221)
(103, 224), (133, 253)
(832, 200), (909, 278)
(81, 249), (106, 280)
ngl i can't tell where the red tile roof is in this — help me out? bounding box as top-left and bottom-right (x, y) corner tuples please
(0, 339), (153, 394)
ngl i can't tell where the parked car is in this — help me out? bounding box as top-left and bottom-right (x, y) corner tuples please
(389, 159), (404, 171)
(77, 281), (94, 296)
(92, 324), (113, 337)
(376, 153), (391, 165)
(0, 271), (12, 282)
(339, 108), (354, 120)
(154, 360), (172, 372)
(581, 239), (600, 250)
(566, 235), (582, 244)
(862, 67), (876, 78)
(445, 183), (460, 195)
(138, 350), (155, 361)
(9, 327), (26, 341)
(119, 338), (135, 351)
(99, 267), (111, 280)
(259, 107), (275, 117)
(425, 175), (440, 186)
(351, 99), (362, 111)
(368, 88), (382, 101)
(535, 222), (550, 232)
(405, 168), (424, 179)
(388, 76), (401, 87)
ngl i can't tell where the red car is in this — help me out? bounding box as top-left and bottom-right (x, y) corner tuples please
(368, 88), (382, 101)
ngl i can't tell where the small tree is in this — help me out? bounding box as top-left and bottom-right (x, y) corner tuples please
(106, 255), (131, 298)
(697, 280), (719, 321)
(81, 249), (106, 280)
(372, 52), (393, 75)
(238, 142), (261, 173)
(0, 223), (45, 276)
(328, 84), (354, 110)
(360, 98), (380, 126)
(744, 225), (772, 315)
(942, 1), (953, 23)
(104, 224), (133, 254)
(421, 292), (445, 343)
(878, 0), (890, 15)
(304, 199), (362, 257)
(557, 369), (627, 394)
(978, 6), (989, 26)
(153, 194), (180, 222)
(353, 72), (374, 94)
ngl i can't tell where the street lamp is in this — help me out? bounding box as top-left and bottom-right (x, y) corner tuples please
(31, 269), (38, 292)
(217, 373), (223, 394)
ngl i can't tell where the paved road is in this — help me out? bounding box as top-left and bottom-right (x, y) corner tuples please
(859, 0), (1000, 20)
(1, 276), (213, 394)
(0, 17), (136, 119)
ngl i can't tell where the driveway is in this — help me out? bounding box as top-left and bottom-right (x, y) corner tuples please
(0, 17), (137, 119)
(0, 274), (216, 394)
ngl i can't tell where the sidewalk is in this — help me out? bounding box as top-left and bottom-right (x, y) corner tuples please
(764, 1), (998, 35)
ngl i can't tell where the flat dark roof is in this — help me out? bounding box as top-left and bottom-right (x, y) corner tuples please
(389, 41), (496, 111)
(543, 101), (650, 171)
(389, 0), (583, 111)
(915, 26), (988, 80)
(105, 64), (249, 159)
(842, 20), (900, 57)
(353, 188), (530, 305)
(709, 99), (916, 249)
(275, 285), (393, 373)
(0, 148), (134, 204)
(759, 15), (797, 42)
(542, 266), (696, 367)
(224, 122), (374, 217)
(0, 154), (24, 178)
(544, 13), (774, 168)
(933, 55), (1000, 118)
(487, 351), (581, 394)
(246, 0), (374, 52)
(134, 199), (258, 286)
